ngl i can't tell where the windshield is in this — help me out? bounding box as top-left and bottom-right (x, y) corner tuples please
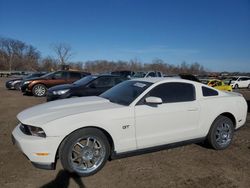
(231, 77), (238, 81)
(40, 72), (55, 78)
(74, 75), (97, 85)
(100, 80), (153, 106)
(132, 72), (146, 78)
(24, 73), (43, 79)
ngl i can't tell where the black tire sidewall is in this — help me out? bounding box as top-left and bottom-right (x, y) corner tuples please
(207, 116), (234, 150)
(14, 83), (20, 90)
(32, 84), (47, 97)
(59, 128), (110, 177)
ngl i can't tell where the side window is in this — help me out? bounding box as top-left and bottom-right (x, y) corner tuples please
(146, 82), (195, 103)
(202, 86), (218, 96)
(241, 77), (248, 81)
(147, 72), (156, 77)
(217, 81), (222, 86)
(53, 71), (63, 79)
(93, 77), (115, 87)
(62, 72), (68, 79)
(69, 72), (81, 79)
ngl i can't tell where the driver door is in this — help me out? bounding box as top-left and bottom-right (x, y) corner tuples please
(47, 71), (68, 87)
(134, 82), (200, 149)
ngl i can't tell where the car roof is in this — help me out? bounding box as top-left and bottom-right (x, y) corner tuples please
(91, 74), (122, 77)
(131, 77), (182, 83)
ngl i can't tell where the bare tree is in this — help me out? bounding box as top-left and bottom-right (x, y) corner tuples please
(53, 43), (72, 65)
(0, 37), (40, 71)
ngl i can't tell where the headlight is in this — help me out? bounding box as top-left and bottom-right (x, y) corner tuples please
(20, 124), (46, 137)
(28, 126), (46, 137)
(23, 81), (31, 85)
(52, 89), (69, 95)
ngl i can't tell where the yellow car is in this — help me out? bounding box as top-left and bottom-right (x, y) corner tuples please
(207, 79), (232, 92)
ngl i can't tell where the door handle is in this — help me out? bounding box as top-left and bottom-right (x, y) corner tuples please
(187, 108), (198, 111)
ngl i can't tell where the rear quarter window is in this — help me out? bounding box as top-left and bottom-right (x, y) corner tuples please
(202, 86), (218, 96)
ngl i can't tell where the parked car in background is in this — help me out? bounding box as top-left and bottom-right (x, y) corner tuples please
(230, 76), (250, 89)
(208, 79), (232, 91)
(111, 70), (134, 78)
(132, 71), (164, 78)
(47, 75), (127, 101)
(5, 72), (47, 90)
(179, 74), (201, 82)
(165, 74), (201, 83)
(12, 78), (247, 176)
(21, 70), (90, 97)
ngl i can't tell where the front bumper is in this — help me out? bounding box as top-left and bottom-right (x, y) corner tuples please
(12, 124), (63, 170)
(21, 84), (30, 93)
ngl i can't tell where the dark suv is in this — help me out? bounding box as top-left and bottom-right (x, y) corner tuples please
(47, 75), (127, 101)
(21, 70), (90, 97)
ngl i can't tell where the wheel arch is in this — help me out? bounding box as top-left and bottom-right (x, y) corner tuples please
(54, 126), (115, 165)
(32, 82), (48, 88)
(219, 112), (236, 128)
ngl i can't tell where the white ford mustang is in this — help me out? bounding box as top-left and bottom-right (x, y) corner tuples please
(12, 78), (247, 176)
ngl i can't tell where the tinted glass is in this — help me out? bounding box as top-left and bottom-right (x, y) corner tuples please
(240, 77), (249, 81)
(53, 71), (64, 79)
(92, 77), (116, 87)
(100, 81), (153, 106)
(133, 72), (146, 78)
(231, 77), (238, 81)
(114, 77), (124, 84)
(147, 72), (156, 77)
(146, 82), (195, 103)
(74, 75), (97, 85)
(202, 86), (218, 96)
(69, 72), (81, 79)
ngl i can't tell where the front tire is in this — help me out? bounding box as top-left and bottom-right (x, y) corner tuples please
(14, 82), (21, 90)
(234, 84), (239, 89)
(32, 84), (47, 97)
(206, 116), (234, 150)
(59, 128), (110, 177)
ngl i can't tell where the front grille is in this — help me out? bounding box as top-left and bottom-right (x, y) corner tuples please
(19, 124), (32, 135)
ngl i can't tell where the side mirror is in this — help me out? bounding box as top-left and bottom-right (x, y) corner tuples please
(145, 97), (163, 105)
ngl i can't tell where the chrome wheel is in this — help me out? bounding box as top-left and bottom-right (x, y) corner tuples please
(70, 136), (106, 174)
(34, 84), (46, 97)
(215, 123), (232, 147)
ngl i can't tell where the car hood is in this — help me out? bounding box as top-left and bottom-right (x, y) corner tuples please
(17, 96), (122, 126)
(7, 78), (22, 82)
(48, 84), (75, 92)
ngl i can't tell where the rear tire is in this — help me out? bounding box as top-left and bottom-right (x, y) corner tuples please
(32, 84), (47, 97)
(59, 128), (110, 177)
(206, 116), (234, 150)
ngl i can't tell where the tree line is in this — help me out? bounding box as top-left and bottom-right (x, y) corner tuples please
(0, 36), (207, 75)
